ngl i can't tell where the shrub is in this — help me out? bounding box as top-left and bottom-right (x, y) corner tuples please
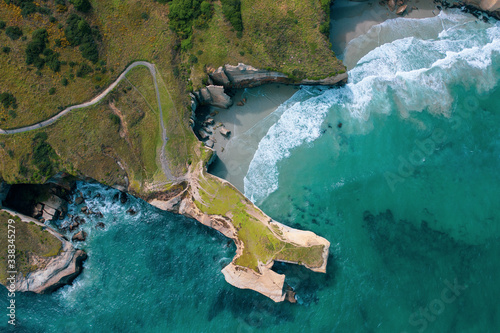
(76, 63), (93, 77)
(221, 0), (243, 31)
(109, 113), (120, 125)
(0, 21), (6, 30)
(25, 29), (49, 69)
(141, 12), (149, 20)
(65, 14), (99, 62)
(319, 22), (329, 36)
(2, 46), (10, 54)
(31, 132), (57, 177)
(0, 92), (17, 109)
(5, 26), (23, 40)
(70, 0), (91, 13)
(48, 87), (56, 95)
(8, 109), (16, 119)
(188, 54), (198, 65)
(180, 36), (192, 51)
(61, 78), (69, 86)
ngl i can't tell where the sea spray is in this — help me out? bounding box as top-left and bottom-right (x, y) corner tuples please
(244, 11), (500, 204)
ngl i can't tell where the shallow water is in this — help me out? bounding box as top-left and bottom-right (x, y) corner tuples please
(245, 9), (500, 332)
(2, 9), (500, 333)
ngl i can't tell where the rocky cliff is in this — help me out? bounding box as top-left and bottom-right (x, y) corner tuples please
(191, 63), (348, 110)
(149, 162), (330, 302)
(2, 209), (87, 294)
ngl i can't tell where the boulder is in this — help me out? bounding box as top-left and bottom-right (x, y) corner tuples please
(120, 191), (128, 204)
(396, 4), (408, 14)
(388, 0), (396, 11)
(96, 222), (106, 229)
(72, 230), (87, 242)
(126, 207), (137, 215)
(33, 203), (44, 218)
(204, 117), (215, 125)
(220, 127), (231, 138)
(205, 140), (214, 148)
(69, 221), (79, 232)
(198, 129), (209, 140)
(74, 196), (84, 205)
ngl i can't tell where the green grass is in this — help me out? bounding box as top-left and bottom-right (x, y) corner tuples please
(0, 211), (62, 285)
(189, 0), (343, 89)
(194, 174), (325, 272)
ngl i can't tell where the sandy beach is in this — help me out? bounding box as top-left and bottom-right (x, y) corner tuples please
(201, 84), (298, 191)
(331, 0), (443, 68)
(204, 0), (446, 189)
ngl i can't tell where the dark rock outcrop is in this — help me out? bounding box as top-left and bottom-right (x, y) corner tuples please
(72, 230), (87, 242)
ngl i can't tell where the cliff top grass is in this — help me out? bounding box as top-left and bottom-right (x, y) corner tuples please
(190, 0), (344, 89)
(194, 173), (325, 272)
(0, 211), (62, 285)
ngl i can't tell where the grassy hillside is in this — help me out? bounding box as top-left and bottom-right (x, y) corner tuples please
(0, 211), (62, 285)
(0, 0), (342, 193)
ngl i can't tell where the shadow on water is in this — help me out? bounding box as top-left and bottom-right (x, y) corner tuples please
(207, 286), (295, 328)
(272, 251), (339, 305)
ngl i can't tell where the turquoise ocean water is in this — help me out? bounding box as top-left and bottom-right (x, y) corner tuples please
(2, 10), (500, 333)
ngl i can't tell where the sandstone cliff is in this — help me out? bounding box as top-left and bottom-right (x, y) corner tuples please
(191, 63), (348, 110)
(2, 209), (87, 294)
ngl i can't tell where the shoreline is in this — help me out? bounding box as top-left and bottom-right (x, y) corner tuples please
(198, 84), (298, 192)
(331, 0), (443, 69)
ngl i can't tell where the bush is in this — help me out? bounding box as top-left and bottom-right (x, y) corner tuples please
(188, 54), (198, 65)
(31, 132), (56, 177)
(319, 22), (329, 36)
(25, 29), (49, 69)
(5, 26), (23, 40)
(168, 0), (213, 38)
(61, 78), (69, 86)
(2, 46), (10, 54)
(221, 0), (243, 31)
(76, 63), (93, 77)
(180, 36), (192, 51)
(0, 92), (17, 109)
(70, 0), (91, 13)
(48, 87), (56, 95)
(109, 113), (120, 125)
(8, 109), (17, 119)
(141, 12), (149, 20)
(65, 14), (99, 62)
(0, 21), (6, 30)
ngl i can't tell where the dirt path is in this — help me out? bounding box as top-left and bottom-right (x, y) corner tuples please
(0, 61), (176, 182)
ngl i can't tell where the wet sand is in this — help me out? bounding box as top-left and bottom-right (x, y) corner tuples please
(205, 0), (444, 189)
(204, 84), (298, 191)
(331, 0), (442, 69)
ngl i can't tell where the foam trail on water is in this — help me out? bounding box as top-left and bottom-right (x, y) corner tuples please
(244, 12), (500, 204)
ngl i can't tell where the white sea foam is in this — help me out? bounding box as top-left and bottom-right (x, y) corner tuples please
(244, 11), (500, 204)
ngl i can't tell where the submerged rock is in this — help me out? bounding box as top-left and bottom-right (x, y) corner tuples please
(96, 222), (105, 229)
(126, 207), (137, 215)
(120, 191), (128, 204)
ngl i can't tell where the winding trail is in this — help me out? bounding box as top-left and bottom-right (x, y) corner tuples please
(0, 61), (174, 180)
